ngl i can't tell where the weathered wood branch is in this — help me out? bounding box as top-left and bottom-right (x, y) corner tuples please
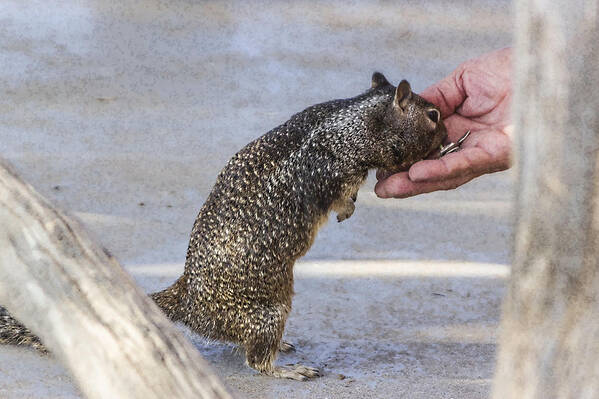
(0, 159), (234, 399)
(493, 1), (599, 398)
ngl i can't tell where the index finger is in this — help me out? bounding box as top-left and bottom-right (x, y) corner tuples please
(420, 67), (467, 118)
(408, 146), (494, 183)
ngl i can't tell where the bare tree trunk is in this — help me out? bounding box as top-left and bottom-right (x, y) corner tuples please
(0, 159), (234, 399)
(493, 1), (599, 398)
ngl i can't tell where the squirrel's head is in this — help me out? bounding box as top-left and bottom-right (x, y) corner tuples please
(365, 73), (447, 173)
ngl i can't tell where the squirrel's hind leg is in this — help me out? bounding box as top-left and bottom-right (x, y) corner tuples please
(242, 307), (320, 381)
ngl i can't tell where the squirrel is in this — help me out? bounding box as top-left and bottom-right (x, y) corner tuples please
(0, 73), (446, 381)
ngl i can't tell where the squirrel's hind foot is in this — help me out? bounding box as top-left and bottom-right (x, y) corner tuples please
(265, 364), (321, 381)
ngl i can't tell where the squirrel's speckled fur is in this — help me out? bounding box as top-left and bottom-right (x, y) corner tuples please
(0, 306), (46, 353)
(0, 73), (446, 380)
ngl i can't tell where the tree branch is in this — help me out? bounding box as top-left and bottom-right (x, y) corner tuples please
(0, 159), (235, 399)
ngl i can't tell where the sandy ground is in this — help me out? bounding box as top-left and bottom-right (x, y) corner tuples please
(0, 1), (513, 398)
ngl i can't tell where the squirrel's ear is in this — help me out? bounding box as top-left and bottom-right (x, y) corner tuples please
(371, 72), (390, 89)
(393, 80), (412, 110)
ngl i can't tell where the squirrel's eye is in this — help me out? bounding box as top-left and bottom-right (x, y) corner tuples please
(427, 109), (440, 124)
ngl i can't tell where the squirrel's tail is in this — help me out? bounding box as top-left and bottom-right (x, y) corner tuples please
(149, 276), (187, 323)
(0, 278), (187, 353)
(0, 306), (47, 353)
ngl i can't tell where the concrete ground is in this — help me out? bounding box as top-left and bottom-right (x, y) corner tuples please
(0, 1), (513, 398)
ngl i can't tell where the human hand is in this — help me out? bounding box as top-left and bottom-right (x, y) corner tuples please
(375, 48), (513, 198)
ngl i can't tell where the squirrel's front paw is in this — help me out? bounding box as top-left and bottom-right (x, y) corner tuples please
(336, 199), (355, 223)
